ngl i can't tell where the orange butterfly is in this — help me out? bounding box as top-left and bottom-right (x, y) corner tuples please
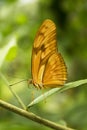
(29, 19), (67, 89)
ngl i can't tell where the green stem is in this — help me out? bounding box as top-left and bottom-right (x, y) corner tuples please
(0, 72), (26, 110)
(0, 99), (75, 130)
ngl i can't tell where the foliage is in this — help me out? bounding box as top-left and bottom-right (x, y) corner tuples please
(0, 0), (87, 130)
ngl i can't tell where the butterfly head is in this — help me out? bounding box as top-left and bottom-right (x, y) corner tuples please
(33, 81), (43, 89)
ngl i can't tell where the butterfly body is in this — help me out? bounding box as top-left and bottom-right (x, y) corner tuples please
(31, 19), (67, 89)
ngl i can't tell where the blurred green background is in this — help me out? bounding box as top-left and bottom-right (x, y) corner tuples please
(0, 0), (87, 130)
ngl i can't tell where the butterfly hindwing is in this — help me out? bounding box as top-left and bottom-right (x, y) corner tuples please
(43, 53), (67, 87)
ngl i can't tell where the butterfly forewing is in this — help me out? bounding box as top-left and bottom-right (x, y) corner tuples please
(31, 19), (67, 88)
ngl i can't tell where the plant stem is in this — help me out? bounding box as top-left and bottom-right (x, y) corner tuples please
(0, 99), (75, 130)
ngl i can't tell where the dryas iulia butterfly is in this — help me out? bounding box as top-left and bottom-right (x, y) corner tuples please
(29, 19), (67, 89)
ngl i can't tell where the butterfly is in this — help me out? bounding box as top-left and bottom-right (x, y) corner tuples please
(29, 19), (67, 89)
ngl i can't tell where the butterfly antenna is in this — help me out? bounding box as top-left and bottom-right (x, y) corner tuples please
(9, 79), (28, 86)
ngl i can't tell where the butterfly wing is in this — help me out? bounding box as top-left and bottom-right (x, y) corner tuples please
(42, 53), (67, 87)
(31, 19), (67, 88)
(32, 19), (57, 87)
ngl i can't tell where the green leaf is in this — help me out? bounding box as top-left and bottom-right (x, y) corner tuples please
(27, 79), (87, 108)
(0, 36), (17, 68)
(5, 46), (17, 61)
